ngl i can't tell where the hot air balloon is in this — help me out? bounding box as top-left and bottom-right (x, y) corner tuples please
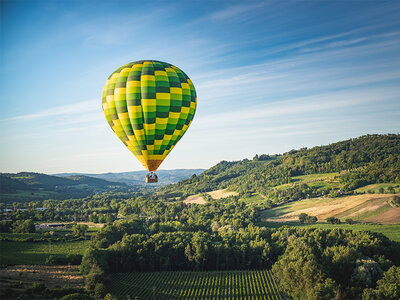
(102, 60), (197, 183)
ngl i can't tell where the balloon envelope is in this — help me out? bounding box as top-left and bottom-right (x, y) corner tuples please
(102, 60), (197, 171)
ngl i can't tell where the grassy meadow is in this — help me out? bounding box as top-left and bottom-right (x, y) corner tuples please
(0, 239), (90, 265)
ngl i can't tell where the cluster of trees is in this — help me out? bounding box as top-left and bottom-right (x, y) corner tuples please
(81, 216), (400, 300)
(272, 227), (400, 299)
(298, 213), (317, 224)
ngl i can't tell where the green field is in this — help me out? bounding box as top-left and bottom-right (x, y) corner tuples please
(108, 270), (282, 300)
(274, 172), (340, 191)
(240, 192), (266, 204)
(355, 183), (400, 193)
(291, 172), (339, 182)
(0, 190), (59, 202)
(0, 239), (90, 265)
(262, 223), (400, 242)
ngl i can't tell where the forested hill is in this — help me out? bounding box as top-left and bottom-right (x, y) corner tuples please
(161, 134), (400, 202)
(0, 172), (128, 202)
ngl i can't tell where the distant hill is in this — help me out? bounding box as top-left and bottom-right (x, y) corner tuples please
(161, 134), (400, 207)
(0, 169), (205, 203)
(54, 169), (205, 186)
(0, 172), (128, 202)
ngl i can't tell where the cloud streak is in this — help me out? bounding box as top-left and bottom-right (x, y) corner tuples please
(6, 99), (99, 121)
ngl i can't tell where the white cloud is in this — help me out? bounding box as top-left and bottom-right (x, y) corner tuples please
(7, 99), (99, 121)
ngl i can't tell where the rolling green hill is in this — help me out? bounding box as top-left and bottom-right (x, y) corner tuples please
(161, 134), (400, 207)
(0, 172), (128, 202)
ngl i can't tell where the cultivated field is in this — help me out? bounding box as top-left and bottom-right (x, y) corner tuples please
(108, 270), (282, 300)
(183, 194), (207, 204)
(207, 189), (239, 199)
(262, 194), (400, 224)
(0, 240), (90, 265)
(0, 265), (83, 289)
(183, 189), (239, 204)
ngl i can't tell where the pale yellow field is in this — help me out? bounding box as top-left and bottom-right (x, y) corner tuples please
(207, 189), (239, 199)
(183, 194), (207, 204)
(183, 189), (239, 204)
(263, 194), (400, 224)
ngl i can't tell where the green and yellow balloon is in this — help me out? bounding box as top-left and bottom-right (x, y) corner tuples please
(102, 60), (197, 180)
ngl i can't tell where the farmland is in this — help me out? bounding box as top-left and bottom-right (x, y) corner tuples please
(261, 193), (400, 224)
(0, 240), (90, 265)
(108, 270), (282, 300)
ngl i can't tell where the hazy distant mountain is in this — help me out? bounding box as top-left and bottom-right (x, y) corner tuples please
(54, 169), (205, 186)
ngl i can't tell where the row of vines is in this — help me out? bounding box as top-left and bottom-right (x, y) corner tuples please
(108, 270), (283, 299)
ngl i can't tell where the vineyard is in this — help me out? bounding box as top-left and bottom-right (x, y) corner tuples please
(108, 270), (283, 300)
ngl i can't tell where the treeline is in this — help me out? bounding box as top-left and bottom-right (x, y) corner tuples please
(0, 192), (144, 223)
(161, 134), (400, 203)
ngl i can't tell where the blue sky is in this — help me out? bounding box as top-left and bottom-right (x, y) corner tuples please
(1, 0), (400, 173)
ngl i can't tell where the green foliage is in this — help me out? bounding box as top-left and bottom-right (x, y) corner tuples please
(299, 213), (308, 223)
(327, 217), (341, 224)
(12, 219), (35, 233)
(94, 283), (107, 299)
(45, 255), (56, 265)
(389, 195), (400, 207)
(271, 227), (399, 299)
(0, 220), (12, 233)
(299, 213), (317, 224)
(72, 224), (89, 238)
(60, 293), (94, 300)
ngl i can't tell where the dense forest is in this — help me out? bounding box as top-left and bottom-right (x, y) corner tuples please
(76, 196), (400, 300)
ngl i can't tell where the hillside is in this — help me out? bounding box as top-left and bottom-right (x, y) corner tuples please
(0, 172), (128, 202)
(161, 134), (400, 208)
(0, 169), (205, 203)
(262, 193), (400, 224)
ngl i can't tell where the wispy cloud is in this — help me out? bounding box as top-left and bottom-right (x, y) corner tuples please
(195, 87), (399, 131)
(6, 99), (98, 121)
(206, 2), (270, 21)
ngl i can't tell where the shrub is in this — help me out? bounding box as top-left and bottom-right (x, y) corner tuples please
(94, 283), (107, 299)
(327, 217), (341, 224)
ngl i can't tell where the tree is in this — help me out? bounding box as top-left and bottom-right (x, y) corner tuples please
(350, 258), (383, 288)
(387, 186), (395, 194)
(12, 219), (35, 233)
(299, 213), (308, 224)
(94, 283), (107, 299)
(326, 217), (341, 224)
(305, 215), (317, 224)
(362, 266), (400, 300)
(72, 224), (88, 238)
